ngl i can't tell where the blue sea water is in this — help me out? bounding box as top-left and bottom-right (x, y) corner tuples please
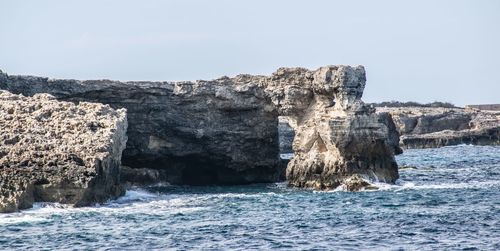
(0, 145), (499, 250)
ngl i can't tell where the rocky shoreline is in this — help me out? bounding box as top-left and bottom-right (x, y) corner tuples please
(4, 65), (496, 212)
(1, 66), (401, 192)
(279, 107), (499, 152)
(378, 107), (500, 149)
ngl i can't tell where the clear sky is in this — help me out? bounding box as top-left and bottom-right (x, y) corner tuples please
(1, 0), (499, 106)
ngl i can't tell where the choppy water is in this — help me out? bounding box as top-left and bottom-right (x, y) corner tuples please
(1, 145), (499, 250)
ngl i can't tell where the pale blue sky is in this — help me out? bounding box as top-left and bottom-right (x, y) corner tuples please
(1, 0), (499, 106)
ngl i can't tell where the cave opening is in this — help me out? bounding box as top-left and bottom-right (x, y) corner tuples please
(181, 164), (220, 185)
(173, 156), (223, 185)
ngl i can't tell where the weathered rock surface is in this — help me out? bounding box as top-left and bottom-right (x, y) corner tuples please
(400, 127), (499, 149)
(342, 175), (378, 191)
(466, 104), (500, 111)
(120, 165), (162, 187)
(0, 72), (280, 185)
(263, 66), (400, 190)
(377, 107), (500, 149)
(0, 91), (127, 213)
(0, 66), (400, 189)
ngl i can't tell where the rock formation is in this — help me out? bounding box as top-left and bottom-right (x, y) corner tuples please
(0, 66), (400, 190)
(377, 107), (500, 148)
(263, 66), (400, 190)
(466, 104), (500, 111)
(0, 72), (280, 185)
(0, 91), (127, 213)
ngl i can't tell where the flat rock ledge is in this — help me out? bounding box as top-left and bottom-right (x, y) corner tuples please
(377, 107), (500, 149)
(0, 91), (127, 213)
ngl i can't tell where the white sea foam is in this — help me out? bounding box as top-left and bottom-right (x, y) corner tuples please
(372, 179), (500, 192)
(398, 180), (500, 190)
(0, 202), (73, 225)
(0, 214), (50, 225)
(203, 192), (280, 199)
(0, 188), (203, 223)
(315, 177), (500, 193)
(2, 175), (498, 223)
(113, 188), (159, 203)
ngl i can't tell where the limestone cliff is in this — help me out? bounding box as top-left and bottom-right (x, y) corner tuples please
(263, 66), (400, 190)
(0, 66), (400, 189)
(0, 91), (127, 213)
(0, 71), (280, 185)
(377, 107), (500, 148)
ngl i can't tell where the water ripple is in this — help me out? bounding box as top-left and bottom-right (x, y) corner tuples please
(0, 145), (499, 250)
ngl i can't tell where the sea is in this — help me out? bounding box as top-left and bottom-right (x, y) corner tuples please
(0, 145), (499, 250)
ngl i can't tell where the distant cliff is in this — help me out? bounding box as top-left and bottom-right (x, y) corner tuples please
(377, 107), (500, 149)
(465, 104), (500, 111)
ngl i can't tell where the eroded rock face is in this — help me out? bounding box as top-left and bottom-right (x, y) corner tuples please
(0, 66), (400, 188)
(377, 107), (500, 148)
(1, 73), (280, 185)
(264, 66), (400, 190)
(0, 91), (127, 213)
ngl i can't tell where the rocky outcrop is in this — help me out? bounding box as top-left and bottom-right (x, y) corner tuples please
(1, 66), (400, 189)
(1, 73), (280, 185)
(342, 175), (378, 191)
(466, 104), (500, 111)
(0, 91), (127, 213)
(378, 107), (500, 149)
(400, 127), (499, 149)
(263, 66), (400, 190)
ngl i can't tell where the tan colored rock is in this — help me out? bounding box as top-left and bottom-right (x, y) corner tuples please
(0, 91), (127, 213)
(342, 175), (378, 191)
(264, 66), (400, 190)
(1, 66), (401, 188)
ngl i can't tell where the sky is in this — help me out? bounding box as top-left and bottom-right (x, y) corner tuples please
(0, 0), (499, 106)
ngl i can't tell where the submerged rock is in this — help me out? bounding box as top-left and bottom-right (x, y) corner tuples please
(0, 91), (127, 213)
(342, 175), (378, 191)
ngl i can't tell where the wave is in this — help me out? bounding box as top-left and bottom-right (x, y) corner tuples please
(0, 203), (72, 225)
(0, 188), (198, 225)
(374, 180), (500, 192)
(314, 178), (500, 193)
(0, 214), (50, 225)
(2, 175), (498, 223)
(112, 188), (159, 204)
